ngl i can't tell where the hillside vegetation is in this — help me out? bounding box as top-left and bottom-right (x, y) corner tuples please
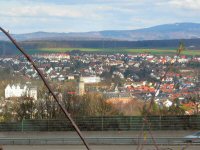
(1, 38), (200, 55)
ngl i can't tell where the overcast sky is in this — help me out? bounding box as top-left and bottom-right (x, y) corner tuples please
(1, 0), (200, 34)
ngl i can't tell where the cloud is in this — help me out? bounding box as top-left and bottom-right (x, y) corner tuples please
(161, 0), (200, 11)
(0, 1), (146, 24)
(0, 0), (145, 18)
(1, 0), (200, 33)
(1, 0), (144, 6)
(0, 5), (83, 18)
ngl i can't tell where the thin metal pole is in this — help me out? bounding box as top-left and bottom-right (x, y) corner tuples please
(0, 27), (91, 150)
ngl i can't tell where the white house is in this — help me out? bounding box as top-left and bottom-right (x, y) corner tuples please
(163, 100), (173, 108)
(5, 84), (37, 100)
(80, 76), (101, 84)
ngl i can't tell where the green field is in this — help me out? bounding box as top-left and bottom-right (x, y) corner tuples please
(27, 48), (200, 56)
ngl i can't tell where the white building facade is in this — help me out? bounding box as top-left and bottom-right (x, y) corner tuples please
(80, 76), (101, 84)
(5, 84), (37, 100)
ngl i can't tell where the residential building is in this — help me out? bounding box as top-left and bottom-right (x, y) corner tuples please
(80, 76), (101, 84)
(5, 84), (37, 100)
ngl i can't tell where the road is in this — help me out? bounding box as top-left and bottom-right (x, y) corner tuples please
(0, 130), (197, 138)
(0, 131), (200, 149)
(1, 145), (200, 150)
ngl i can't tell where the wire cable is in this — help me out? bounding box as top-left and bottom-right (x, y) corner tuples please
(0, 27), (91, 150)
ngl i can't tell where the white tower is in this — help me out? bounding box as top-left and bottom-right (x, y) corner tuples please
(78, 77), (85, 95)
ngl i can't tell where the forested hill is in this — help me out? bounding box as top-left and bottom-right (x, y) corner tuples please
(1, 23), (200, 41)
(0, 38), (200, 55)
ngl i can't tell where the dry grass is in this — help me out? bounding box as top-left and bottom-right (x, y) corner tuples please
(107, 98), (145, 116)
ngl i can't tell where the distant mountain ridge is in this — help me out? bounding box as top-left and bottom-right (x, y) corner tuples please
(1, 22), (200, 41)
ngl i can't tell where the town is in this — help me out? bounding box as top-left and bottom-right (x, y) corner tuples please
(0, 50), (200, 120)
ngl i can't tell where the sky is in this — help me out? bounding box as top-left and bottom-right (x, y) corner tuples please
(1, 0), (200, 34)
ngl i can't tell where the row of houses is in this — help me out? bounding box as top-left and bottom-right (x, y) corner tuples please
(1, 52), (200, 113)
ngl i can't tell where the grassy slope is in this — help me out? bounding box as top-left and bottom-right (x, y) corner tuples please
(27, 48), (200, 56)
